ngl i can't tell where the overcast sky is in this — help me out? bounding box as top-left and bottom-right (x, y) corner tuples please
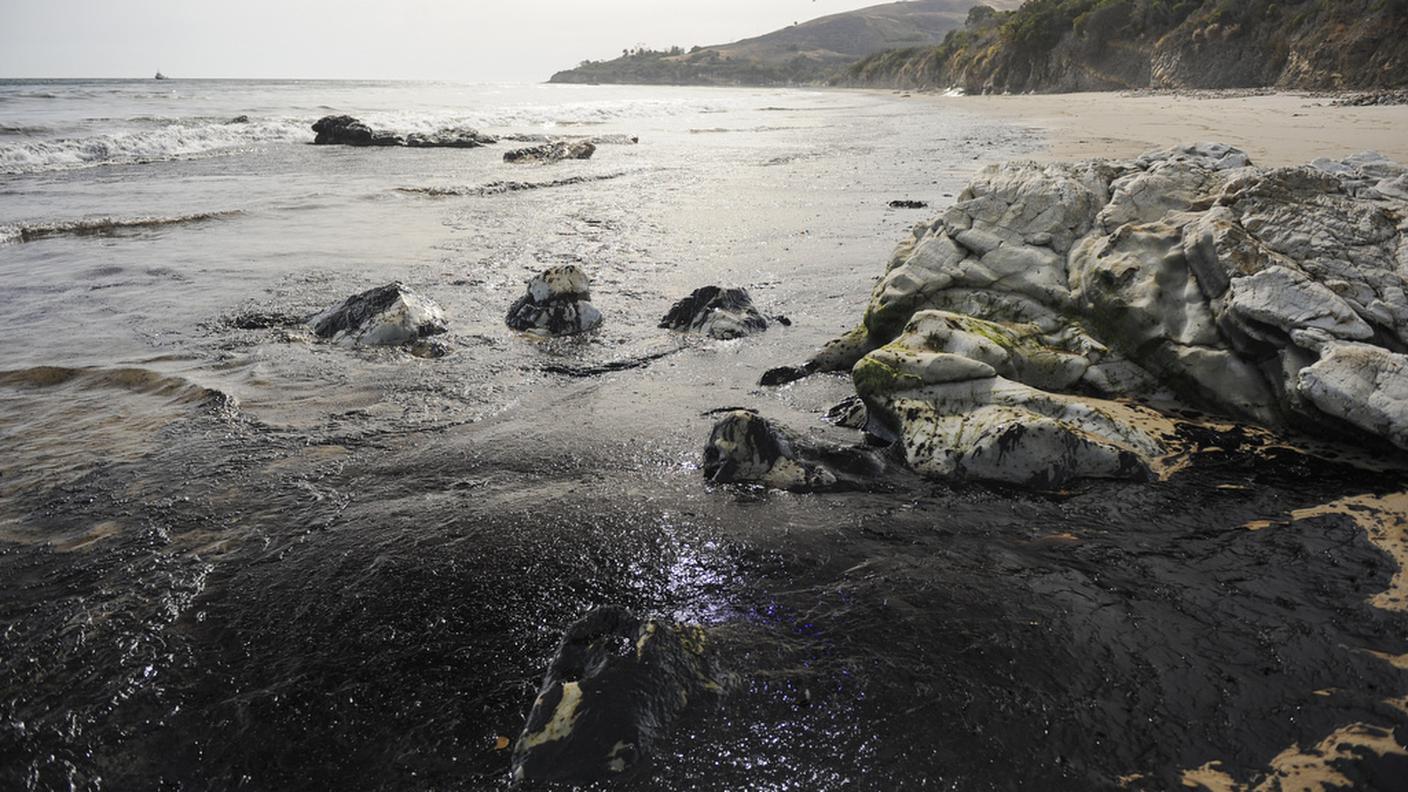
(1, 0), (908, 81)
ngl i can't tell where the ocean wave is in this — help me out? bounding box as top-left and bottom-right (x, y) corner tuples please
(0, 210), (241, 244)
(0, 119), (305, 174)
(498, 132), (639, 145)
(397, 170), (642, 197)
(0, 124), (51, 136)
(352, 98), (731, 134)
(0, 365), (235, 411)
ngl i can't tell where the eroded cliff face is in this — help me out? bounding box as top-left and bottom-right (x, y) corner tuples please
(1151, 3), (1408, 91)
(848, 0), (1408, 93)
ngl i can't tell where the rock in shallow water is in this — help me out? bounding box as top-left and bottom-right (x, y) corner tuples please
(505, 265), (603, 336)
(309, 283), (448, 347)
(511, 607), (724, 785)
(659, 286), (769, 340)
(503, 140), (596, 164)
(311, 115), (403, 147)
(703, 410), (897, 492)
(310, 114), (496, 148)
(404, 128), (498, 148)
(763, 144), (1408, 488)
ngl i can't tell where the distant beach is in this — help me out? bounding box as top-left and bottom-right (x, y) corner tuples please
(944, 89), (1408, 166)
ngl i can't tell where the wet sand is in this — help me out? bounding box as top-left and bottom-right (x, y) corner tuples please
(942, 91), (1408, 166)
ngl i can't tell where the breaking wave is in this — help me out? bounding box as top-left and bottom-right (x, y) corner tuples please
(0, 210), (241, 244)
(356, 98), (730, 134)
(0, 365), (236, 411)
(0, 119), (306, 174)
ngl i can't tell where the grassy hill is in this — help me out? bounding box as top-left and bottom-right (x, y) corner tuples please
(846, 0), (1408, 93)
(549, 0), (1023, 86)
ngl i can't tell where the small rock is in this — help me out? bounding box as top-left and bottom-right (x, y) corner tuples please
(659, 286), (768, 339)
(759, 365), (814, 387)
(824, 396), (869, 430)
(506, 265), (603, 336)
(309, 283), (448, 346)
(889, 199), (929, 209)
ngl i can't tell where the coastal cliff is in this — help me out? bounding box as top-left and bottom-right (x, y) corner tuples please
(549, 0), (1020, 86)
(846, 0), (1408, 93)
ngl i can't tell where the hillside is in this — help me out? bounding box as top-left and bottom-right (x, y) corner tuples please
(847, 0), (1408, 93)
(549, 0), (1022, 86)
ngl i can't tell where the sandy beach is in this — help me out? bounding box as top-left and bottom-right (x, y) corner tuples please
(944, 91), (1408, 166)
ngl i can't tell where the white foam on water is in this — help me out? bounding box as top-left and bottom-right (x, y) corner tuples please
(0, 119), (307, 174)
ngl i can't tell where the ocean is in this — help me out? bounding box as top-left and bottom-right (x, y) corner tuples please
(2, 79), (1406, 790)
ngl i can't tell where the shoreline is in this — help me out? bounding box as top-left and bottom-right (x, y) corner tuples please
(924, 89), (1408, 167)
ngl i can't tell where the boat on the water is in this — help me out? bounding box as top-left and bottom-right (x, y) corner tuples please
(154, 71), (168, 80)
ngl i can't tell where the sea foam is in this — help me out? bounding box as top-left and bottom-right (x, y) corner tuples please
(0, 119), (306, 174)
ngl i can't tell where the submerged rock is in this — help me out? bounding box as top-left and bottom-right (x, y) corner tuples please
(503, 140), (597, 164)
(659, 286), (769, 339)
(505, 265), (603, 336)
(702, 410), (896, 492)
(311, 115), (496, 149)
(404, 128), (497, 148)
(768, 144), (1408, 486)
(511, 607), (724, 785)
(309, 283), (448, 347)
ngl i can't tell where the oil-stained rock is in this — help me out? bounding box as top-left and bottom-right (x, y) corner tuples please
(702, 410), (897, 492)
(309, 282), (448, 347)
(660, 286), (769, 340)
(511, 607), (724, 785)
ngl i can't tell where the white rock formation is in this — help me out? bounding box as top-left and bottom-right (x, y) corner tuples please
(852, 311), (1162, 486)
(767, 144), (1408, 487)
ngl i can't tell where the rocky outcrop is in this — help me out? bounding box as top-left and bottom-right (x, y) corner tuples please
(309, 283), (448, 348)
(763, 144), (1408, 489)
(505, 265), (603, 336)
(511, 607), (724, 785)
(310, 115), (496, 148)
(852, 311), (1160, 486)
(503, 141), (597, 164)
(703, 410), (898, 492)
(660, 287), (769, 340)
(311, 115), (403, 147)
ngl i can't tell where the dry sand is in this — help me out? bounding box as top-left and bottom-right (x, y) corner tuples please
(937, 91), (1408, 166)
